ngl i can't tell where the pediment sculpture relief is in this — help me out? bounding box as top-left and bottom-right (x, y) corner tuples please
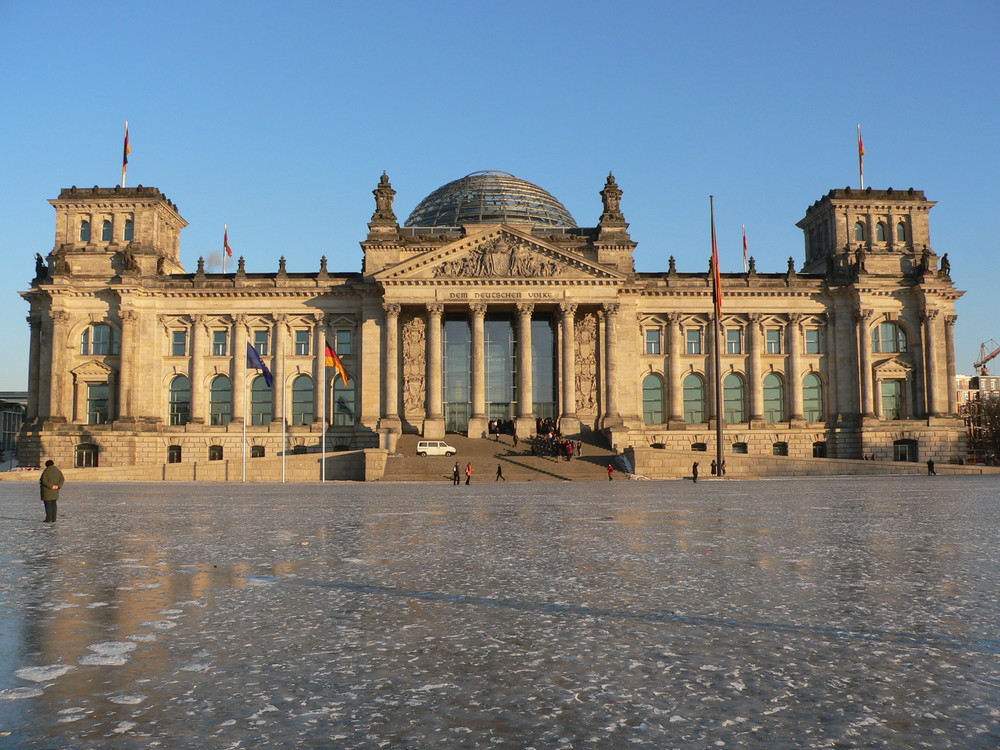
(433, 236), (561, 279)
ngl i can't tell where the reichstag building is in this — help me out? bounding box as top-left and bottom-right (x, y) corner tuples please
(19, 170), (965, 470)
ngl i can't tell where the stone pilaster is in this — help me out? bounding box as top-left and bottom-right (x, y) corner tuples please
(382, 303), (401, 422)
(857, 309), (875, 417)
(312, 314), (325, 425)
(666, 313), (683, 425)
(423, 303), (445, 438)
(117, 309), (138, 421)
(787, 313), (804, 423)
(272, 314), (287, 425)
(602, 302), (623, 428)
(26, 315), (41, 420)
(945, 314), (958, 415)
(233, 314), (247, 423)
(923, 310), (942, 417)
(748, 313), (764, 425)
(559, 303), (579, 434)
(516, 302), (535, 437)
(189, 315), (205, 424)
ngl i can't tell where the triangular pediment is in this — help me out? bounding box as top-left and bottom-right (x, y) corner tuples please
(374, 226), (625, 283)
(873, 357), (913, 379)
(71, 360), (113, 380)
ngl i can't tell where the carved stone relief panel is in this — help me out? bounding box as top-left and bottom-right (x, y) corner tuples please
(575, 312), (599, 415)
(401, 315), (426, 416)
(433, 236), (562, 279)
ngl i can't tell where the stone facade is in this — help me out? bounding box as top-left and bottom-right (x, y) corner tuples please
(18, 176), (966, 474)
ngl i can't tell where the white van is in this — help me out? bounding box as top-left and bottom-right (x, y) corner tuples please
(416, 440), (456, 457)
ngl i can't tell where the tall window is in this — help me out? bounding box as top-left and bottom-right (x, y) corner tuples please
(169, 375), (191, 426)
(101, 220), (113, 242)
(763, 373), (786, 422)
(81, 324), (120, 355)
(294, 330), (311, 356)
(854, 222), (866, 242)
(87, 383), (110, 424)
(123, 218), (134, 242)
(765, 329), (782, 354)
(726, 328), (743, 355)
(209, 375), (232, 425)
(212, 330), (228, 356)
(881, 380), (903, 420)
(335, 329), (352, 356)
(291, 374), (314, 425)
(79, 219), (91, 242)
(645, 328), (661, 355)
(872, 322), (907, 353)
(683, 374), (706, 423)
(171, 330), (187, 357)
(254, 329), (270, 356)
(723, 373), (746, 423)
(876, 222), (887, 242)
(804, 328), (822, 354)
(333, 375), (355, 426)
(686, 328), (702, 355)
(642, 374), (665, 424)
(896, 222), (907, 242)
(803, 373), (824, 422)
(250, 375), (273, 425)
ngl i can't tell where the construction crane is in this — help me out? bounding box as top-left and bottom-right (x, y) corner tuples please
(974, 339), (1000, 375)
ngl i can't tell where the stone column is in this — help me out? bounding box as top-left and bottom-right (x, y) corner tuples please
(747, 313), (764, 423)
(272, 314), (287, 425)
(189, 315), (205, 424)
(312, 315), (326, 424)
(423, 304), (445, 438)
(117, 309), (138, 421)
(43, 311), (70, 421)
(603, 302), (621, 422)
(945, 315), (958, 415)
(470, 304), (487, 423)
(26, 315), (41, 420)
(787, 313), (804, 422)
(666, 313), (683, 424)
(706, 323), (718, 422)
(516, 303), (535, 436)
(382, 303), (401, 421)
(559, 303), (578, 430)
(822, 312), (838, 423)
(923, 310), (942, 417)
(857, 309), (875, 417)
(233, 314), (247, 423)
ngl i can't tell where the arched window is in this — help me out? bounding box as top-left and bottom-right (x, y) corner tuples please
(167, 445), (182, 463)
(250, 445), (265, 458)
(854, 222), (866, 242)
(772, 441), (788, 456)
(79, 219), (91, 242)
(683, 374), (706, 424)
(763, 373), (786, 422)
(896, 222), (907, 242)
(250, 375), (273, 425)
(876, 222), (887, 242)
(81, 323), (120, 355)
(642, 374), (665, 425)
(332, 374), (355, 426)
(803, 373), (824, 422)
(208, 445), (223, 461)
(123, 218), (134, 242)
(75, 443), (99, 468)
(101, 220), (113, 242)
(871, 322), (907, 353)
(722, 373), (746, 423)
(169, 375), (191, 426)
(209, 375), (232, 425)
(291, 374), (314, 425)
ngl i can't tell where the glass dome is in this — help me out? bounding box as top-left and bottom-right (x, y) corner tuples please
(404, 171), (577, 229)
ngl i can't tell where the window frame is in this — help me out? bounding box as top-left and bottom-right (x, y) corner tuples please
(253, 329), (270, 357)
(291, 374), (315, 425)
(685, 328), (703, 355)
(642, 373), (665, 425)
(294, 329), (311, 357)
(171, 330), (187, 357)
(726, 327), (743, 355)
(765, 328), (782, 355)
(804, 328), (822, 354)
(335, 329), (352, 357)
(763, 372), (786, 422)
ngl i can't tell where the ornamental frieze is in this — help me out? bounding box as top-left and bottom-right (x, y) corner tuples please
(433, 236), (562, 279)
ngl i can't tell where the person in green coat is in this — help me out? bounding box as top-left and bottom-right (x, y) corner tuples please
(39, 460), (64, 523)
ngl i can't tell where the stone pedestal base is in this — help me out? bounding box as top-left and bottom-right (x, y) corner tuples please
(515, 417), (536, 440)
(421, 417), (445, 440)
(467, 417), (488, 440)
(558, 415), (581, 437)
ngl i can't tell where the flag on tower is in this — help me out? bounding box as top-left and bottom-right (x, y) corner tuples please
(742, 224), (748, 273)
(224, 224), (233, 257)
(857, 123), (865, 189)
(325, 342), (349, 386)
(121, 121), (131, 187)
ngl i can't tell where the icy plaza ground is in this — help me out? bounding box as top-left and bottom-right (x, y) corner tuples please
(0, 478), (998, 749)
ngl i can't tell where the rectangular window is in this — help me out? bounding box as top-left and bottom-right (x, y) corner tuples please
(171, 330), (187, 357)
(254, 329), (269, 356)
(335, 329), (352, 356)
(294, 329), (311, 356)
(212, 330), (228, 357)
(805, 328), (822, 354)
(686, 328), (702, 355)
(726, 328), (743, 355)
(766, 329), (782, 354)
(645, 328), (661, 355)
(87, 383), (110, 424)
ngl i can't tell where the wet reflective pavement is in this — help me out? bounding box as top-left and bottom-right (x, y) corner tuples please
(0, 477), (998, 748)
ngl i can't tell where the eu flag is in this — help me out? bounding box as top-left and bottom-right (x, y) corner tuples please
(246, 342), (273, 387)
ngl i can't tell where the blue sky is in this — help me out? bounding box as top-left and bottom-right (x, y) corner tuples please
(1, 1), (998, 389)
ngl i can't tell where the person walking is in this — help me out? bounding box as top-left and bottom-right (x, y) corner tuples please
(452, 462), (461, 485)
(465, 462), (474, 485)
(39, 459), (64, 523)
(927, 459), (936, 476)
(692, 461), (699, 483)
(495, 464), (506, 482)
(607, 464), (614, 481)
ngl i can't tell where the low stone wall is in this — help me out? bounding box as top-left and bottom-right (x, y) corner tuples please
(628, 446), (1000, 479)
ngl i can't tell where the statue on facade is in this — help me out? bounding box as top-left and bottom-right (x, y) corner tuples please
(372, 172), (398, 223)
(121, 244), (139, 272)
(940, 252), (951, 276)
(34, 253), (48, 281)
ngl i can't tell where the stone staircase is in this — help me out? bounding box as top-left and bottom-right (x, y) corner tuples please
(381, 433), (620, 482)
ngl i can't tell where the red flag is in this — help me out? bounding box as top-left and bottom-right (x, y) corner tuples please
(325, 343), (349, 385)
(857, 124), (865, 188)
(224, 225), (233, 257)
(742, 224), (748, 273)
(711, 199), (722, 313)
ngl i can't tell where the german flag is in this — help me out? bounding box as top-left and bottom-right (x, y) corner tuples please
(325, 343), (349, 385)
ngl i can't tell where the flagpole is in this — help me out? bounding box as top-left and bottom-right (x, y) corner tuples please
(121, 121), (130, 188)
(742, 224), (748, 273)
(321, 344), (327, 482)
(223, 224), (227, 275)
(281, 349), (287, 484)
(710, 196), (724, 476)
(242, 372), (247, 482)
(857, 124), (865, 190)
